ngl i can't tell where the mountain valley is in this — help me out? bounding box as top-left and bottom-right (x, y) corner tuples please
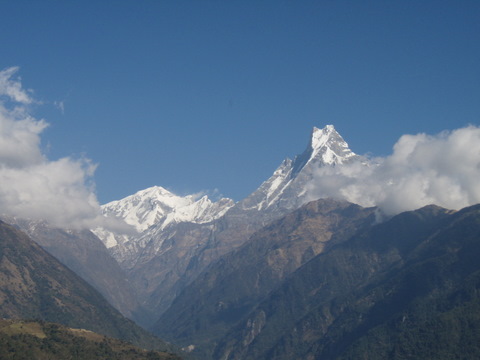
(93, 125), (363, 323)
(1, 125), (480, 359)
(0, 219), (177, 354)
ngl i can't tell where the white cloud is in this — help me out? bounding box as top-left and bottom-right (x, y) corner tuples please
(306, 126), (480, 216)
(0, 67), (124, 230)
(0, 110), (48, 168)
(0, 66), (34, 104)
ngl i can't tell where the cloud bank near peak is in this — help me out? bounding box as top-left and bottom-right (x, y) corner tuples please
(306, 125), (480, 216)
(0, 67), (127, 231)
(2, 67), (478, 228)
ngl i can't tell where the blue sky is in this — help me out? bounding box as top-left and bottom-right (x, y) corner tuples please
(1, 1), (479, 204)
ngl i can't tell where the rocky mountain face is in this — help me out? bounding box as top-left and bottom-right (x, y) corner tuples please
(152, 199), (378, 358)
(0, 220), (176, 352)
(92, 187), (236, 321)
(93, 125), (361, 323)
(209, 204), (480, 360)
(4, 217), (148, 322)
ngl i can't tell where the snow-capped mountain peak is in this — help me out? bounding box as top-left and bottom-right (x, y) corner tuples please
(311, 125), (356, 163)
(292, 125), (356, 175)
(93, 186), (234, 249)
(93, 124), (359, 264)
(238, 125), (359, 212)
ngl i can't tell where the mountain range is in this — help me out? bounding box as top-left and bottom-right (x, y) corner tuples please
(91, 125), (361, 323)
(153, 199), (378, 357)
(2, 124), (479, 359)
(209, 203), (480, 359)
(151, 199), (480, 359)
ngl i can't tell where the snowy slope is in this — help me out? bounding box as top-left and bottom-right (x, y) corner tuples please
(93, 186), (234, 264)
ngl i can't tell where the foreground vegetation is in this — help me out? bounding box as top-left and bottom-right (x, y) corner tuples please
(0, 319), (181, 360)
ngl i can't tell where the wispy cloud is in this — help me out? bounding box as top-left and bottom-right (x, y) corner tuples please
(0, 66), (34, 104)
(0, 67), (125, 230)
(54, 100), (65, 115)
(306, 126), (480, 216)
